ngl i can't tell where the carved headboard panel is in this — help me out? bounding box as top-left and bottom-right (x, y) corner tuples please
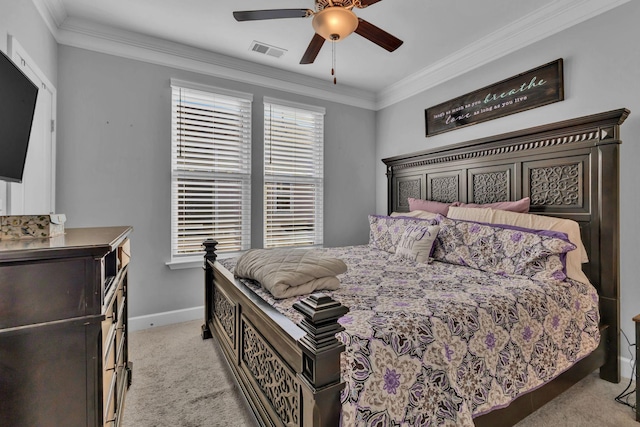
(383, 109), (629, 381)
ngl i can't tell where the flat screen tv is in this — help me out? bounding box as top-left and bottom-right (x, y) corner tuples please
(0, 49), (39, 183)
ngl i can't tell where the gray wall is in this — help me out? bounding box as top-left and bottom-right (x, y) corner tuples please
(56, 46), (376, 319)
(376, 2), (640, 353)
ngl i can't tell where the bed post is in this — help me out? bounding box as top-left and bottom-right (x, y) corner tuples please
(597, 139), (622, 383)
(386, 163), (394, 215)
(294, 293), (349, 427)
(201, 239), (218, 340)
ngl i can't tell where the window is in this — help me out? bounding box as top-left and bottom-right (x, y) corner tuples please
(171, 79), (252, 261)
(264, 98), (325, 248)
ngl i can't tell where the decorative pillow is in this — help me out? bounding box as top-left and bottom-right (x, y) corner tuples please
(447, 206), (590, 284)
(408, 198), (456, 216)
(432, 216), (576, 282)
(368, 215), (439, 254)
(390, 210), (439, 220)
(394, 223), (440, 263)
(456, 197), (530, 213)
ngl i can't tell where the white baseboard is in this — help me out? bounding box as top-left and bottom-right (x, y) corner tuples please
(620, 355), (635, 382)
(129, 306), (204, 332)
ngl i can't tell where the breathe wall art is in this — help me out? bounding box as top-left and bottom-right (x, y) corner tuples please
(425, 59), (564, 137)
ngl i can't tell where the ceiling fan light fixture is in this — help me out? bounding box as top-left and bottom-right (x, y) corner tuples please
(312, 7), (359, 41)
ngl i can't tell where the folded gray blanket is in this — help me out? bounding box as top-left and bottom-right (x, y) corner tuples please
(234, 248), (347, 299)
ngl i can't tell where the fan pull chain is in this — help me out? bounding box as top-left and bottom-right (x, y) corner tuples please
(331, 39), (337, 85)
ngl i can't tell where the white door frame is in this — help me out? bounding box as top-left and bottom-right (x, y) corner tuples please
(5, 35), (57, 215)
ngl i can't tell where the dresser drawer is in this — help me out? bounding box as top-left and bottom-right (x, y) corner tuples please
(104, 370), (118, 426)
(0, 317), (101, 427)
(115, 287), (126, 360)
(102, 292), (117, 348)
(0, 258), (99, 328)
(103, 319), (117, 424)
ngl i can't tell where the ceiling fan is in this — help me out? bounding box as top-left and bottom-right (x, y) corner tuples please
(233, 0), (403, 65)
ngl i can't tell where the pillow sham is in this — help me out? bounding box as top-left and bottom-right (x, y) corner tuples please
(390, 210), (439, 220)
(456, 197), (530, 213)
(407, 198), (455, 216)
(447, 206), (590, 284)
(394, 223), (440, 263)
(432, 216), (576, 282)
(368, 214), (439, 254)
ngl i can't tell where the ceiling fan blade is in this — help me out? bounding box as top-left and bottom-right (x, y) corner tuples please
(300, 34), (325, 64)
(354, 18), (403, 52)
(358, 0), (384, 6)
(233, 9), (311, 21)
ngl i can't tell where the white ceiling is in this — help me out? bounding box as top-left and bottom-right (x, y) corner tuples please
(35, 0), (629, 109)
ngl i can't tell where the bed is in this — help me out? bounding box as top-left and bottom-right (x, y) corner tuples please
(201, 108), (629, 426)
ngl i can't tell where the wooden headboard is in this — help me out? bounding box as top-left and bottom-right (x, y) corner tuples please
(383, 108), (629, 382)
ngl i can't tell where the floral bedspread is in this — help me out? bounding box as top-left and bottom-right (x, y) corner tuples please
(220, 245), (600, 426)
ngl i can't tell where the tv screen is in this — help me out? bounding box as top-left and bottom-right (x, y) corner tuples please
(0, 49), (39, 183)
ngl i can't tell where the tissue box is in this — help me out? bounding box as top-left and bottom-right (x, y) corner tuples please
(0, 214), (66, 240)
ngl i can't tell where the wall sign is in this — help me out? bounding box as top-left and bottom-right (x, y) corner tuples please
(425, 59), (564, 137)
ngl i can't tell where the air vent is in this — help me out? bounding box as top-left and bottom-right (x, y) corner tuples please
(249, 41), (287, 59)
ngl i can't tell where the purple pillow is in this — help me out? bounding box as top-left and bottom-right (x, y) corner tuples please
(432, 216), (576, 282)
(455, 197), (530, 213)
(408, 198), (456, 216)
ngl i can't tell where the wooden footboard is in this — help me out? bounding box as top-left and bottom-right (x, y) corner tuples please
(201, 239), (348, 427)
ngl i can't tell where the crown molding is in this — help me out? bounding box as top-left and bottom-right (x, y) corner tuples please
(34, 0), (629, 111)
(375, 0), (632, 110)
(37, 11), (376, 110)
(31, 0), (66, 37)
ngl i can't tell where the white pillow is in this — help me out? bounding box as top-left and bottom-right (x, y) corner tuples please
(447, 206), (590, 284)
(394, 223), (440, 263)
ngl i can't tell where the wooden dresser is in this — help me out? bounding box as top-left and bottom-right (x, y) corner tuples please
(0, 226), (132, 427)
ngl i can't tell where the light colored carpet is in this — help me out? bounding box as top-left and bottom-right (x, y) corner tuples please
(122, 320), (255, 427)
(122, 320), (637, 427)
(514, 371), (637, 427)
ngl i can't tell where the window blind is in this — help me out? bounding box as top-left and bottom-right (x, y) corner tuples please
(264, 101), (324, 248)
(171, 83), (251, 258)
